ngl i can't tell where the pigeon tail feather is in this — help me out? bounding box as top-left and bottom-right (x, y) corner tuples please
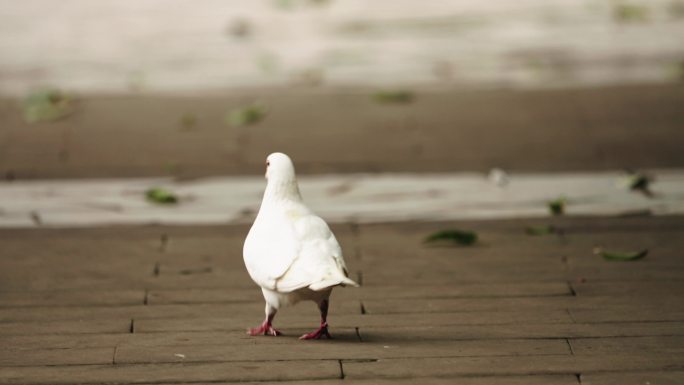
(309, 276), (359, 291)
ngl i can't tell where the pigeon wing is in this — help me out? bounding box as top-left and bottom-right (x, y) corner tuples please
(274, 214), (358, 292)
(243, 212), (300, 290)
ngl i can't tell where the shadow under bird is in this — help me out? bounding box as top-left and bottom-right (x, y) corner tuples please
(243, 152), (359, 339)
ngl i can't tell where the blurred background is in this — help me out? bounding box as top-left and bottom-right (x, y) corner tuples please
(1, 0), (684, 224)
(2, 0), (684, 94)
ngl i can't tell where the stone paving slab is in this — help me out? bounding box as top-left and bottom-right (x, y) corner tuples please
(0, 347), (115, 367)
(3, 169), (684, 227)
(342, 354), (684, 379)
(114, 338), (570, 364)
(0, 361), (343, 384)
(0, 290), (145, 307)
(580, 371), (684, 385)
(570, 336), (684, 355)
(1, 215), (683, 383)
(357, 322), (684, 341)
(0, 319), (131, 336)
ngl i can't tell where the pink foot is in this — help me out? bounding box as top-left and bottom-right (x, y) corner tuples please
(247, 321), (282, 336)
(299, 322), (332, 340)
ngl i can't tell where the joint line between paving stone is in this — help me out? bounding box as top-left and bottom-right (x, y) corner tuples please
(565, 338), (575, 355)
(112, 345), (118, 365)
(338, 359), (345, 379)
(159, 233), (168, 252)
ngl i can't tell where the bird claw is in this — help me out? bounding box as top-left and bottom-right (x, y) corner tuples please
(299, 323), (332, 340)
(247, 323), (282, 336)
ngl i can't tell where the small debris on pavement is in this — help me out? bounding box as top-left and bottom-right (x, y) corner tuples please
(424, 229), (478, 246)
(613, 3), (649, 22)
(525, 225), (556, 236)
(22, 90), (73, 123)
(593, 247), (648, 261)
(548, 197), (566, 216)
(146, 187), (179, 204)
(180, 113), (197, 129)
(488, 168), (509, 187)
(624, 171), (654, 197)
(373, 90), (414, 104)
(227, 104), (267, 127)
(227, 18), (251, 38)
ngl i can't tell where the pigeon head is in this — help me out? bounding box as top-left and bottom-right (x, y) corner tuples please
(264, 152), (301, 201)
(265, 152), (297, 183)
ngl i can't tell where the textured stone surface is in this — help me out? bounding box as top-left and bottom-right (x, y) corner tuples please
(1, 216), (683, 383)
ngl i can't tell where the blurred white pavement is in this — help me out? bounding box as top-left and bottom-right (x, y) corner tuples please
(1, 170), (683, 227)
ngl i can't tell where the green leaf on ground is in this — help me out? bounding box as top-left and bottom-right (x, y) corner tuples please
(146, 187), (178, 204)
(424, 229), (478, 246)
(373, 90), (414, 104)
(622, 172), (654, 197)
(227, 104), (266, 127)
(613, 3), (649, 22)
(629, 174), (651, 190)
(627, 173), (650, 191)
(180, 113), (197, 129)
(548, 197), (566, 216)
(594, 247), (648, 261)
(525, 225), (556, 236)
(22, 90), (73, 123)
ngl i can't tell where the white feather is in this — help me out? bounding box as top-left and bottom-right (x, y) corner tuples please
(243, 153), (358, 308)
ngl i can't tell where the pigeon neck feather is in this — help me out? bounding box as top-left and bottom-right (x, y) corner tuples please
(264, 176), (303, 204)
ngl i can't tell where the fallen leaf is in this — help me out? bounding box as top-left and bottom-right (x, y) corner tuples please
(227, 104), (266, 127)
(146, 187), (178, 204)
(373, 90), (414, 104)
(22, 90), (73, 123)
(593, 247), (648, 261)
(548, 197), (565, 216)
(628, 173), (650, 190)
(625, 172), (654, 197)
(424, 229), (477, 246)
(614, 3), (649, 22)
(180, 113), (197, 129)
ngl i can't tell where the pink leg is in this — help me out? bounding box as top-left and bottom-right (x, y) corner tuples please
(300, 299), (332, 340)
(248, 305), (282, 336)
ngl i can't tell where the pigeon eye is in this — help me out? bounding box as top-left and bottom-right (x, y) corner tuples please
(266, 161), (270, 167)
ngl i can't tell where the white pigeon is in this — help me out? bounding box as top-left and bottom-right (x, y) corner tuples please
(243, 152), (359, 339)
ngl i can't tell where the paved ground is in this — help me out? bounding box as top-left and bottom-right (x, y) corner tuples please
(2, 78), (684, 383)
(1, 83), (683, 179)
(2, 170), (684, 227)
(1, 215), (683, 384)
